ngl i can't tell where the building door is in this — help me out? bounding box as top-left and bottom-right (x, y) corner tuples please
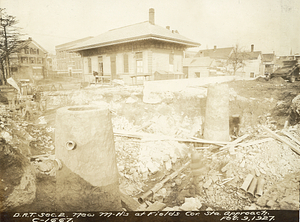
(110, 55), (116, 80)
(135, 52), (143, 74)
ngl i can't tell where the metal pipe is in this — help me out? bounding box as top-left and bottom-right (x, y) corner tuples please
(240, 174), (254, 192)
(255, 177), (265, 198)
(247, 177), (258, 196)
(138, 160), (191, 203)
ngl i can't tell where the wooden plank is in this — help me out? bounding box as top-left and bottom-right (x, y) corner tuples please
(261, 126), (300, 155)
(220, 134), (249, 150)
(281, 130), (300, 146)
(114, 130), (230, 145)
(238, 138), (274, 147)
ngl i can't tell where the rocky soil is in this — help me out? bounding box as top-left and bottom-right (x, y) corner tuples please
(1, 77), (300, 212)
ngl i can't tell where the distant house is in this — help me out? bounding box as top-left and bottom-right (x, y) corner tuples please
(55, 36), (93, 78)
(186, 45), (264, 78)
(69, 8), (200, 84)
(10, 37), (48, 81)
(262, 53), (276, 75)
(183, 46), (233, 78)
(184, 50), (198, 58)
(240, 45), (264, 78)
(183, 57), (214, 78)
(195, 46), (234, 59)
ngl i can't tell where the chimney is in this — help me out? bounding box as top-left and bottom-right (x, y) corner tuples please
(149, 8), (155, 25)
(251, 44), (254, 52)
(214, 45), (217, 50)
(166, 26), (170, 30)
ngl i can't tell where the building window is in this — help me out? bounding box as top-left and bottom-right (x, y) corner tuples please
(195, 72), (200, 78)
(124, 54), (128, 73)
(25, 48), (29, 54)
(37, 58), (42, 64)
(250, 72), (255, 78)
(30, 57), (36, 64)
(21, 57), (28, 64)
(135, 52), (143, 73)
(37, 49), (39, 55)
(88, 57), (92, 73)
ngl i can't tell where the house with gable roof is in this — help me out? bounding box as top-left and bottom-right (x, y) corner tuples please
(262, 53), (276, 75)
(69, 8), (200, 84)
(240, 45), (264, 78)
(10, 37), (48, 81)
(183, 46), (234, 78)
(185, 45), (264, 78)
(195, 46), (234, 59)
(183, 57), (214, 78)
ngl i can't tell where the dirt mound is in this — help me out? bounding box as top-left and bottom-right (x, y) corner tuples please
(0, 138), (36, 211)
(255, 76), (267, 82)
(269, 77), (286, 84)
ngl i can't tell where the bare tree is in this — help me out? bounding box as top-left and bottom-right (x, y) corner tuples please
(226, 44), (248, 76)
(0, 8), (29, 85)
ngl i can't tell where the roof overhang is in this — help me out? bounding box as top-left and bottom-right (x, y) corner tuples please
(68, 34), (200, 52)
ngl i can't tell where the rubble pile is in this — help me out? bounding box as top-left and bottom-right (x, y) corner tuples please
(160, 126), (300, 211)
(0, 103), (56, 178)
(112, 116), (191, 196)
(1, 80), (300, 212)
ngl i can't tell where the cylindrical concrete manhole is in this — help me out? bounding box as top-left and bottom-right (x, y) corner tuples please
(55, 105), (122, 211)
(204, 83), (230, 142)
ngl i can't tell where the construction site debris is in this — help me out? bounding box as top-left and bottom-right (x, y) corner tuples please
(240, 174), (254, 191)
(2, 80), (300, 212)
(262, 125), (300, 155)
(247, 177), (258, 196)
(255, 177), (265, 198)
(179, 197), (202, 211)
(138, 161), (191, 204)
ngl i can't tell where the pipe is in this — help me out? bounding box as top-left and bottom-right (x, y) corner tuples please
(65, 141), (76, 150)
(138, 160), (191, 203)
(240, 174), (254, 192)
(255, 177), (265, 198)
(247, 177), (258, 196)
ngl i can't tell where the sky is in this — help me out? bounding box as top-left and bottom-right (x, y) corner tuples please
(1, 0), (299, 55)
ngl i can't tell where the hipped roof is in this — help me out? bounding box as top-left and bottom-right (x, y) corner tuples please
(56, 36), (94, 51)
(69, 21), (200, 51)
(183, 57), (213, 67)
